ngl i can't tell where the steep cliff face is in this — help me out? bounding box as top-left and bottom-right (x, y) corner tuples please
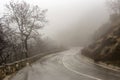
(82, 21), (120, 66)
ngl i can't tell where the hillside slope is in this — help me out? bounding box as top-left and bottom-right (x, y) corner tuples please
(82, 20), (120, 67)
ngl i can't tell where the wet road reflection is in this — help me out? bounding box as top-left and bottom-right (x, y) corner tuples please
(11, 48), (120, 80)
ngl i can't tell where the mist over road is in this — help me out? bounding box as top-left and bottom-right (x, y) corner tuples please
(11, 48), (120, 80)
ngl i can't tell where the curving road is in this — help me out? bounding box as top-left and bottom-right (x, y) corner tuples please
(11, 48), (120, 80)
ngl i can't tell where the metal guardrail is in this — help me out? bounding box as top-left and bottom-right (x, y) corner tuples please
(0, 49), (65, 80)
(0, 49), (63, 67)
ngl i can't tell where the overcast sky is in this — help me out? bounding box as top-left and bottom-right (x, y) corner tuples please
(0, 0), (110, 46)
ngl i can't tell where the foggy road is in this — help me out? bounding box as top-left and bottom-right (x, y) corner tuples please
(11, 48), (120, 80)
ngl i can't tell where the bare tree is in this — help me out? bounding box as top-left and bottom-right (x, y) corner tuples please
(106, 0), (120, 21)
(107, 0), (120, 14)
(0, 22), (20, 64)
(0, 24), (7, 64)
(1, 1), (47, 58)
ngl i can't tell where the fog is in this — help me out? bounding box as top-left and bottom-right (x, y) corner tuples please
(0, 0), (110, 47)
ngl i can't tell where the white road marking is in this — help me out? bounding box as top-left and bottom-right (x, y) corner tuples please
(81, 56), (120, 73)
(62, 56), (102, 80)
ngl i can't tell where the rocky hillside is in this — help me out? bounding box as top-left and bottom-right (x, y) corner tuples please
(82, 20), (120, 67)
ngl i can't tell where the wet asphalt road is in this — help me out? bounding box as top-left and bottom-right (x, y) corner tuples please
(11, 48), (120, 80)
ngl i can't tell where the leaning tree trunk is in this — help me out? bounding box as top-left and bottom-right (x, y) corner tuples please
(24, 38), (29, 58)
